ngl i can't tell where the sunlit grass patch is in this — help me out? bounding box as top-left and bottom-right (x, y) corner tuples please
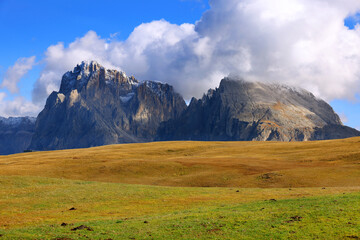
(0, 177), (359, 239)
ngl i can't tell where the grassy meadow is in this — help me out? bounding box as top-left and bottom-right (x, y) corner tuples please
(1, 137), (360, 239)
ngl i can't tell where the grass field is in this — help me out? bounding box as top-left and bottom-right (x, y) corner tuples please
(1, 137), (360, 188)
(1, 176), (360, 239)
(1, 138), (360, 239)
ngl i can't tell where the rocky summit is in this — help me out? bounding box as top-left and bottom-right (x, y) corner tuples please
(29, 61), (186, 151)
(157, 78), (360, 141)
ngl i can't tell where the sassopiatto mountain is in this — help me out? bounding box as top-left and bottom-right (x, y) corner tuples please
(29, 61), (186, 150)
(157, 78), (360, 141)
(28, 61), (359, 152)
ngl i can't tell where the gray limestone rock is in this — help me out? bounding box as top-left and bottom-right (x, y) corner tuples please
(157, 78), (360, 141)
(29, 61), (186, 150)
(29, 63), (360, 152)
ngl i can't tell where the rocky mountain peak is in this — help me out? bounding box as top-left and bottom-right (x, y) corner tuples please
(30, 61), (187, 151)
(157, 78), (358, 141)
(216, 78), (343, 127)
(59, 61), (138, 95)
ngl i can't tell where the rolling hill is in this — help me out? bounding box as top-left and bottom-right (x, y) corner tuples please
(1, 137), (360, 188)
(1, 138), (360, 239)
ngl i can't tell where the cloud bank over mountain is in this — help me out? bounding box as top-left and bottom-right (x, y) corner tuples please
(2, 0), (360, 116)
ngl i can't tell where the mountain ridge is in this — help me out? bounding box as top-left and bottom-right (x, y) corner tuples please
(1, 60), (359, 154)
(157, 78), (359, 141)
(0, 116), (36, 154)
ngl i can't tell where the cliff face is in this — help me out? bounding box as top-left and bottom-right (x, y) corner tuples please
(29, 61), (186, 150)
(157, 78), (360, 141)
(0, 117), (36, 155)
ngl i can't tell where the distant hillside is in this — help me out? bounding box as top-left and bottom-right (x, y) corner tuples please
(2, 137), (360, 188)
(0, 116), (35, 155)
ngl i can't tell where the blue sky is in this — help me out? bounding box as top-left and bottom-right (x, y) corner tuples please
(0, 0), (360, 130)
(0, 0), (209, 100)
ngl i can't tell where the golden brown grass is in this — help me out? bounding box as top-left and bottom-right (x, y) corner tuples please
(1, 137), (360, 188)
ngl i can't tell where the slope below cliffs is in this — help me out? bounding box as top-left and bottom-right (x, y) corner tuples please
(157, 78), (360, 141)
(0, 117), (36, 154)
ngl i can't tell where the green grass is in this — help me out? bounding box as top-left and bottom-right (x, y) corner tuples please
(1, 176), (360, 239)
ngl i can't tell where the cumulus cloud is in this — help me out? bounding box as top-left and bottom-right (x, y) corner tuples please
(0, 92), (40, 117)
(10, 0), (356, 114)
(195, 0), (360, 99)
(31, 0), (360, 106)
(31, 21), (206, 103)
(1, 56), (36, 93)
(0, 56), (39, 117)
(32, 31), (118, 103)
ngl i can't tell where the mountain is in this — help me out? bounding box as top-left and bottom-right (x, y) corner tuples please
(28, 62), (359, 152)
(0, 116), (36, 155)
(29, 61), (186, 151)
(157, 78), (360, 141)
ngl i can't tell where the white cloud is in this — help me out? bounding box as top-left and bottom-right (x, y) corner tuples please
(1, 56), (36, 93)
(0, 56), (40, 117)
(0, 92), (40, 117)
(195, 0), (360, 99)
(32, 31), (118, 103)
(339, 113), (348, 124)
(0, 0), (353, 117)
